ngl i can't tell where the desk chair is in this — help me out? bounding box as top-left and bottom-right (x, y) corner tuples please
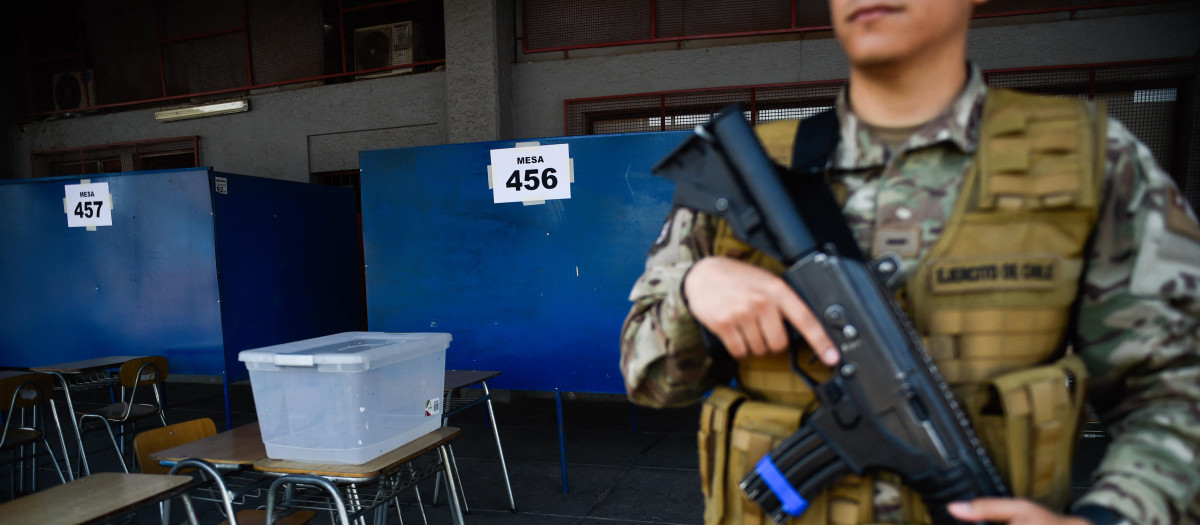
(77, 356), (169, 473)
(0, 372), (66, 499)
(134, 418), (218, 476)
(135, 419), (314, 525)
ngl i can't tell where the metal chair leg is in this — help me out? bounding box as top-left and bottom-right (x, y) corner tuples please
(431, 461), (443, 506)
(445, 444), (469, 514)
(41, 440), (65, 485)
(30, 442), (38, 493)
(45, 398), (73, 481)
(17, 442), (26, 495)
(413, 477), (428, 525)
(79, 414), (128, 473)
(482, 381), (516, 511)
(266, 476), (350, 525)
(8, 454), (15, 499)
(437, 446), (466, 525)
(349, 483), (366, 525)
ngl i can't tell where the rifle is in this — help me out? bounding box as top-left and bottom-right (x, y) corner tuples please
(652, 104), (1009, 525)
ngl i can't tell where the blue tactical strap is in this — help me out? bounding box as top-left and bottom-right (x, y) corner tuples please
(755, 455), (809, 516)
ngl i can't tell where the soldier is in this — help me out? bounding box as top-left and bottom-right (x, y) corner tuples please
(619, 0), (1200, 524)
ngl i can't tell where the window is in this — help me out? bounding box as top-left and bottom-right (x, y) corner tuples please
(31, 137), (200, 178)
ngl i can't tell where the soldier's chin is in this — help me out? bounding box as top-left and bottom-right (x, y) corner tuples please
(845, 48), (908, 70)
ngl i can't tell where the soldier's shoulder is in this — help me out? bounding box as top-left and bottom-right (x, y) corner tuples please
(1101, 116), (1179, 198)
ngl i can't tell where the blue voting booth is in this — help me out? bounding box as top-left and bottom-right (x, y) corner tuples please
(0, 168), (364, 398)
(360, 131), (688, 393)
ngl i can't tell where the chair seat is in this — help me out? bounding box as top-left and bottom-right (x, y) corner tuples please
(221, 509), (316, 525)
(0, 428), (42, 450)
(81, 402), (160, 422)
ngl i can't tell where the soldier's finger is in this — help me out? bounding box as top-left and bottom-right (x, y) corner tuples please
(776, 290), (838, 366)
(946, 498), (1029, 521)
(715, 324), (748, 360)
(738, 321), (770, 358)
(758, 310), (791, 353)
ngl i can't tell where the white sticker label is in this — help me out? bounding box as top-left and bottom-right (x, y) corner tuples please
(425, 398), (442, 417)
(214, 177), (228, 195)
(489, 143), (572, 203)
(64, 182), (113, 228)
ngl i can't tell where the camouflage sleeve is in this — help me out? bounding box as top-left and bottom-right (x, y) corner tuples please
(1072, 117), (1200, 523)
(619, 206), (731, 408)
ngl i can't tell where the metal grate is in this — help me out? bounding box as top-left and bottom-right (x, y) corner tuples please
(1186, 80), (1200, 213)
(654, 0), (794, 39)
(524, 0), (818, 52)
(522, 0), (1180, 53)
(162, 34), (250, 97)
(523, 0), (652, 51)
(566, 59), (1200, 211)
(16, 0), (446, 118)
(249, 0), (325, 85)
(31, 137), (200, 178)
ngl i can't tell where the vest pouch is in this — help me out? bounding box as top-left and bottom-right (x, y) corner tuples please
(724, 400), (931, 525)
(725, 399), (807, 524)
(701, 386), (750, 525)
(974, 354), (1088, 511)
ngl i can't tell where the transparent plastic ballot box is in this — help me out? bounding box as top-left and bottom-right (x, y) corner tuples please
(239, 332), (450, 464)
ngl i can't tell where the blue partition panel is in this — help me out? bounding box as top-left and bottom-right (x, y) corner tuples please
(0, 169), (225, 373)
(360, 131), (687, 393)
(0, 168), (364, 384)
(212, 174), (363, 382)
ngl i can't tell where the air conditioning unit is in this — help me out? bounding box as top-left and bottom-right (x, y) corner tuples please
(52, 70), (97, 112)
(353, 21), (422, 79)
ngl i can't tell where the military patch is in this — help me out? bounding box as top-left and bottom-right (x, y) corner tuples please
(929, 255), (1059, 294)
(1164, 186), (1200, 244)
(872, 227), (921, 258)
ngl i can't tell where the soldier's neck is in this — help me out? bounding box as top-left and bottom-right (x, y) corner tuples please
(846, 50), (969, 129)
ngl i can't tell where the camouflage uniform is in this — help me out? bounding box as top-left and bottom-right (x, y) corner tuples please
(620, 66), (1200, 523)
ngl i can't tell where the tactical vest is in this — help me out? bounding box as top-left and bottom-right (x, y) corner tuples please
(698, 88), (1104, 525)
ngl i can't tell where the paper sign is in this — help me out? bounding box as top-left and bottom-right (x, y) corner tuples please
(64, 182), (113, 228)
(489, 143), (571, 203)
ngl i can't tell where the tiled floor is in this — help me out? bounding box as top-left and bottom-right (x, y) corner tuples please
(3, 381), (1110, 524)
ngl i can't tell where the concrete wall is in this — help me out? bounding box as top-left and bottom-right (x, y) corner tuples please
(7, 3), (1199, 181)
(11, 72), (447, 182)
(444, 0), (510, 143)
(511, 7), (1200, 140)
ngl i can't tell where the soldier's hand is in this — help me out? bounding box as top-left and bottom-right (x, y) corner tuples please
(948, 499), (1095, 525)
(684, 256), (838, 364)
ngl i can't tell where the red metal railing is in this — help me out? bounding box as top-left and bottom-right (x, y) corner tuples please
(522, 0), (1183, 55)
(21, 0), (444, 118)
(30, 136), (201, 178)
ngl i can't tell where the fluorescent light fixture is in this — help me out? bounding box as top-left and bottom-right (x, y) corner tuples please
(155, 100), (249, 122)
